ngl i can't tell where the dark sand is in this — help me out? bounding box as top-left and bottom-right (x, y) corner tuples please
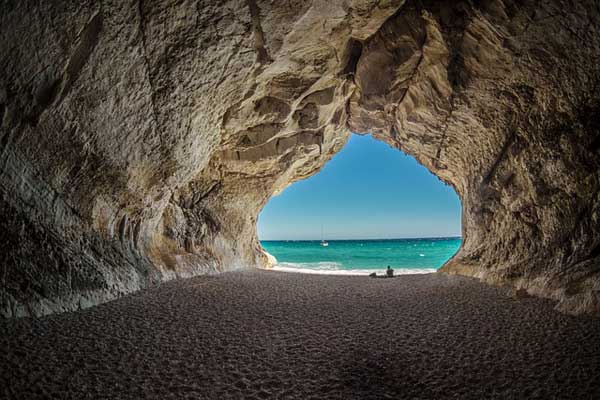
(2, 270), (600, 399)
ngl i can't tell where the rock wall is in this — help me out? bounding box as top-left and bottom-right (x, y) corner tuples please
(1, 0), (599, 317)
(347, 0), (600, 315)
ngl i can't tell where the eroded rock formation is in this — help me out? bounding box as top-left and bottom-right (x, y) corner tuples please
(1, 0), (599, 317)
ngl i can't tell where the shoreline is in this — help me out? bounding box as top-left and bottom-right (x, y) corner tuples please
(267, 265), (437, 276)
(259, 237), (460, 278)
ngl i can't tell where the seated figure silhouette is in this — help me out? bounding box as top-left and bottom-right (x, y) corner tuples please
(386, 265), (394, 277)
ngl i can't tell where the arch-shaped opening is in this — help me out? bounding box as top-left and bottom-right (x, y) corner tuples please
(258, 134), (462, 275)
(1, 0), (598, 321)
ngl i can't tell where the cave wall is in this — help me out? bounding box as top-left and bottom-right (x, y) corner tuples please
(1, 0), (599, 317)
(346, 0), (600, 315)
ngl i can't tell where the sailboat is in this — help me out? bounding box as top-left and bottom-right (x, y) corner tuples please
(320, 224), (329, 247)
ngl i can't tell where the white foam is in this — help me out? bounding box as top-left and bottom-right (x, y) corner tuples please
(269, 263), (436, 276)
(276, 261), (344, 271)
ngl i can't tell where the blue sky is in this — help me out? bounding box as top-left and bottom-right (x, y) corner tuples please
(257, 134), (462, 240)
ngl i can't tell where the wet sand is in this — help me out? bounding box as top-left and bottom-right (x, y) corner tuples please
(1, 270), (600, 399)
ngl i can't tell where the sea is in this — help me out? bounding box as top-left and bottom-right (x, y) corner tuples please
(260, 237), (462, 275)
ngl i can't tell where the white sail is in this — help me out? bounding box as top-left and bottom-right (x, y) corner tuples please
(320, 224), (328, 246)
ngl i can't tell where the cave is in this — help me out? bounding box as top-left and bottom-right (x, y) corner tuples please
(2, 1), (600, 398)
(1, 0), (599, 321)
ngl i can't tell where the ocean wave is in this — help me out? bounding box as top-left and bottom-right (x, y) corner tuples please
(276, 261), (343, 271)
(270, 263), (436, 276)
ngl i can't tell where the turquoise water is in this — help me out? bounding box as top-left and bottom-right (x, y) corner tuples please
(260, 237), (462, 275)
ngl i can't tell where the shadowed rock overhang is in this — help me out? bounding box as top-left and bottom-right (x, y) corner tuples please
(0, 0), (599, 317)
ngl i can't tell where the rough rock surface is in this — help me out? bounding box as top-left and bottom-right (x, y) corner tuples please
(0, 0), (599, 317)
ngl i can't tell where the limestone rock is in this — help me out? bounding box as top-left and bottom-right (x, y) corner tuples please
(1, 0), (599, 317)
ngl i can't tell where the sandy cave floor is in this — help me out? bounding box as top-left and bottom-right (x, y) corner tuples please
(1, 270), (600, 399)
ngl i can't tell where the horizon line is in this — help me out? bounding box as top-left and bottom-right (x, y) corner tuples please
(260, 235), (462, 242)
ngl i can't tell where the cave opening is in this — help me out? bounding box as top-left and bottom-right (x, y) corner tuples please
(257, 133), (462, 275)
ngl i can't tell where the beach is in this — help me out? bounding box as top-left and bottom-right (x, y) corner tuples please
(2, 269), (600, 399)
(260, 238), (461, 273)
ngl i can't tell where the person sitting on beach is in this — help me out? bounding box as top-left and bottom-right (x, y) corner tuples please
(386, 266), (394, 277)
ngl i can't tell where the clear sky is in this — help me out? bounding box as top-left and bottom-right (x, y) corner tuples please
(257, 134), (462, 240)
